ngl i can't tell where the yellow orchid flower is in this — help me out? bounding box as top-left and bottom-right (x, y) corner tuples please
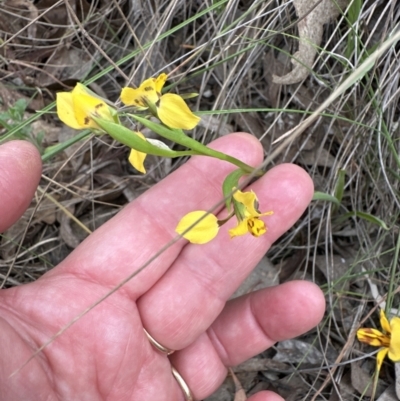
(57, 84), (147, 174)
(175, 189), (273, 244)
(120, 73), (200, 130)
(175, 211), (219, 244)
(128, 131), (147, 174)
(357, 310), (400, 375)
(56, 83), (114, 130)
(229, 189), (273, 239)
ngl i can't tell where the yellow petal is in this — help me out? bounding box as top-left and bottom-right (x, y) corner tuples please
(121, 87), (145, 107)
(389, 317), (400, 362)
(380, 309), (391, 333)
(232, 189), (273, 220)
(176, 211), (219, 244)
(72, 82), (90, 96)
(155, 73), (168, 93)
(376, 347), (389, 374)
(72, 92), (112, 129)
(128, 132), (147, 174)
(229, 219), (249, 238)
(73, 83), (108, 102)
(357, 328), (390, 347)
(158, 93), (200, 130)
(120, 77), (160, 107)
(233, 189), (261, 216)
(56, 92), (82, 129)
(247, 217), (267, 237)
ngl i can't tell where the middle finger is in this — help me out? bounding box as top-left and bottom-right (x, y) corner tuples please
(137, 163), (314, 350)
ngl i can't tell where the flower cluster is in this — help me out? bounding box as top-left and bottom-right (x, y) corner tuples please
(56, 76), (199, 174)
(55, 74), (272, 245)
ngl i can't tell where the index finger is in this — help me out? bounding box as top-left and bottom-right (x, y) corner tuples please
(46, 134), (264, 297)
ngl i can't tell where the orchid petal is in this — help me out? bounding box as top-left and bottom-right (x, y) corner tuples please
(155, 73), (168, 93)
(176, 211), (219, 244)
(158, 93), (200, 130)
(128, 131), (147, 174)
(72, 92), (112, 129)
(233, 190), (261, 216)
(229, 219), (249, 238)
(56, 92), (81, 130)
(357, 328), (390, 347)
(380, 309), (391, 334)
(376, 347), (389, 374)
(389, 317), (400, 362)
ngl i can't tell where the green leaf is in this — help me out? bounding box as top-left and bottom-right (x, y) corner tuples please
(222, 169), (248, 211)
(336, 211), (390, 230)
(332, 169), (346, 214)
(312, 191), (341, 206)
(334, 170), (346, 204)
(180, 93), (199, 100)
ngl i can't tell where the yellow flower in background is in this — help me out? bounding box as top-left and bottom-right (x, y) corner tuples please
(229, 189), (273, 239)
(57, 83), (114, 130)
(128, 131), (147, 174)
(120, 73), (200, 130)
(357, 310), (400, 375)
(175, 211), (219, 244)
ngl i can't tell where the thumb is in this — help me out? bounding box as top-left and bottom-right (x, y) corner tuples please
(0, 140), (42, 232)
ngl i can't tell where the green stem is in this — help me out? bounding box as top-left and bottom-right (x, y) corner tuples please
(195, 146), (256, 174)
(132, 115), (259, 174)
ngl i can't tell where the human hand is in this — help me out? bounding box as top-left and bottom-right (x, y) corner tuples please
(0, 135), (325, 401)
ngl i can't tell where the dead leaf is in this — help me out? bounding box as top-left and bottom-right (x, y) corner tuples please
(314, 254), (352, 292)
(35, 0), (69, 34)
(204, 379), (234, 401)
(395, 363), (400, 400)
(36, 47), (93, 86)
(2, 0), (39, 42)
(59, 205), (81, 249)
(378, 385), (398, 401)
(299, 145), (337, 168)
(232, 256), (279, 298)
(199, 114), (233, 136)
(273, 339), (324, 365)
(350, 362), (375, 397)
(0, 215), (30, 261)
(273, 0), (350, 85)
(31, 118), (60, 149)
(269, 374), (307, 401)
(34, 196), (58, 225)
(233, 113), (269, 148)
(0, 82), (43, 110)
(329, 371), (360, 401)
(263, 51), (285, 108)
(234, 357), (290, 374)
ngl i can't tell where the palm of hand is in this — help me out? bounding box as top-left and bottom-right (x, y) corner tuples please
(0, 136), (324, 401)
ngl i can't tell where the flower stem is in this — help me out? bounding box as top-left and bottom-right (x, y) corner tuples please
(132, 115), (261, 175)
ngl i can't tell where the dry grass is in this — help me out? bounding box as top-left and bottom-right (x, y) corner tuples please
(1, 0), (400, 400)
